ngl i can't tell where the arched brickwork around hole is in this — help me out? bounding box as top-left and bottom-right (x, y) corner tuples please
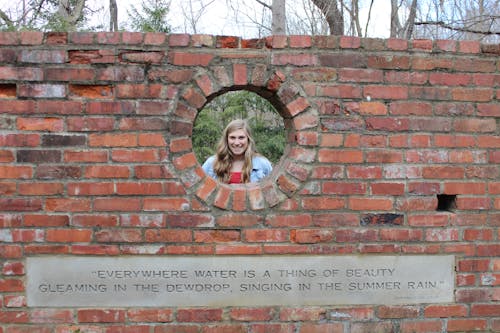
(169, 64), (319, 211)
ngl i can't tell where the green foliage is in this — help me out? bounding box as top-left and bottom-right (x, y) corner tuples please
(193, 90), (286, 165)
(127, 0), (171, 33)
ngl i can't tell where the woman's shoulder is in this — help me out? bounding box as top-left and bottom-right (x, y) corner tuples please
(202, 155), (216, 169)
(252, 155), (272, 169)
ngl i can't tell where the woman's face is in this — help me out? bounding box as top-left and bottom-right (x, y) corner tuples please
(227, 128), (249, 157)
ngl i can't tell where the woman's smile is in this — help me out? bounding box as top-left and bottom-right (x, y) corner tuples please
(228, 129), (249, 157)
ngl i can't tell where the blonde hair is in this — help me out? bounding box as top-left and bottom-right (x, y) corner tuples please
(213, 119), (256, 183)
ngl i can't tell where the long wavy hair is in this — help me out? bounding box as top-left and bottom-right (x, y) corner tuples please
(213, 119), (256, 183)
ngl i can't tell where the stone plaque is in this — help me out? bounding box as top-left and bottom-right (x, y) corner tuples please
(27, 255), (454, 307)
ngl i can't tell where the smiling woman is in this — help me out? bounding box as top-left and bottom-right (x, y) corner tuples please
(201, 119), (273, 184)
(193, 91), (285, 162)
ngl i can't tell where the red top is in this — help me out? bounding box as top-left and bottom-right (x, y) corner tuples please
(229, 172), (242, 184)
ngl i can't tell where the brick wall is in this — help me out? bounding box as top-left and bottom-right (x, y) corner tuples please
(0, 31), (499, 332)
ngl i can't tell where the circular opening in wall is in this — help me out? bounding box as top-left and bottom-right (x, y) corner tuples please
(193, 90), (286, 184)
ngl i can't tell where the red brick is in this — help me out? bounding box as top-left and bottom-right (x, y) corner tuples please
(143, 198), (189, 211)
(72, 215), (118, 227)
(30, 309), (73, 323)
(456, 289), (493, 303)
(84, 166), (130, 178)
(72, 245), (120, 255)
(45, 198), (90, 212)
(138, 133), (166, 147)
(408, 214), (449, 227)
(18, 182), (63, 195)
(89, 133), (137, 147)
(477, 244), (500, 256)
(12, 229), (44, 242)
(464, 228), (494, 241)
(336, 229), (378, 242)
(424, 305), (467, 318)
(251, 323), (296, 333)
(127, 309), (173, 322)
(115, 182), (163, 195)
(2, 261), (25, 275)
(176, 309), (222, 322)
(4, 295), (26, 307)
(299, 323), (343, 333)
(318, 149), (363, 163)
(366, 117), (410, 131)
(0, 279), (24, 292)
(318, 84), (362, 98)
(46, 229), (92, 242)
(339, 69), (383, 83)
(456, 196), (491, 210)
(24, 244), (69, 255)
(0, 166), (32, 179)
(401, 320), (443, 333)
(154, 325), (199, 333)
(380, 229), (422, 242)
(263, 214), (310, 228)
(291, 229), (334, 244)
(351, 322), (394, 333)
(378, 306), (419, 319)
(371, 182), (405, 195)
(244, 229), (288, 242)
(194, 230), (240, 243)
(135, 165), (174, 179)
(215, 245), (262, 255)
(458, 259), (490, 272)
(0, 310), (29, 323)
(425, 228), (459, 242)
(145, 229), (192, 243)
(17, 117), (64, 131)
(273, 54), (318, 66)
(471, 304), (500, 316)
(112, 149), (159, 162)
(347, 166), (382, 179)
(0, 245), (22, 258)
(170, 52), (213, 66)
(230, 308), (274, 321)
(64, 150), (108, 162)
(446, 319), (487, 332)
(68, 182), (114, 196)
(78, 309), (126, 323)
(349, 197), (393, 210)
(95, 229), (142, 243)
(167, 213), (214, 228)
(422, 166), (464, 179)
(302, 197), (345, 210)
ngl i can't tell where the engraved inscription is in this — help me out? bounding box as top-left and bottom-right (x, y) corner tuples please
(27, 255), (455, 307)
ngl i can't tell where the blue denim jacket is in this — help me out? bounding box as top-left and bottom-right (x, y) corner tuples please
(202, 155), (273, 183)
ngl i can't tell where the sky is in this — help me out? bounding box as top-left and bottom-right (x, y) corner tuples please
(0, 0), (391, 38)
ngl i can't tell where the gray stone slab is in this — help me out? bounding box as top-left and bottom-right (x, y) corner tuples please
(27, 255), (455, 307)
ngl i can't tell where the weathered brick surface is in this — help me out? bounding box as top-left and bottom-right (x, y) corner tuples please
(0, 32), (498, 331)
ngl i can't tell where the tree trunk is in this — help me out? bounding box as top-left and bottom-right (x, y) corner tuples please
(310, 0), (343, 35)
(58, 0), (86, 31)
(110, 0), (118, 31)
(403, 0), (417, 39)
(390, 0), (401, 37)
(272, 0), (286, 34)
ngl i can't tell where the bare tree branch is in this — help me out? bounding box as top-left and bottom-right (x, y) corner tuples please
(364, 0), (375, 37)
(255, 0), (271, 10)
(415, 20), (500, 35)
